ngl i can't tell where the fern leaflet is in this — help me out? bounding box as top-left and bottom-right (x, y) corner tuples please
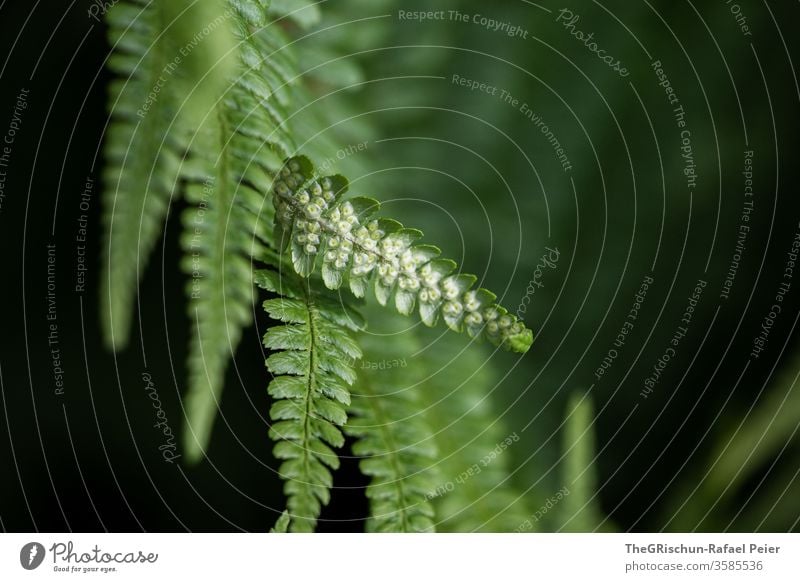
(345, 324), (439, 532)
(179, 0), (301, 461)
(270, 156), (534, 353)
(560, 392), (605, 532)
(255, 268), (362, 532)
(269, 510), (291, 532)
(420, 338), (530, 532)
(101, 0), (185, 349)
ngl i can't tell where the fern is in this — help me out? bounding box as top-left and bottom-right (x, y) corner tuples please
(559, 393), (606, 532)
(269, 0), (321, 30)
(101, 0), (235, 350)
(178, 0), (302, 461)
(269, 510), (291, 533)
(100, 0), (540, 532)
(344, 323), (439, 532)
(179, 0), (368, 459)
(343, 308), (529, 532)
(418, 336), (530, 532)
(101, 0), (185, 349)
(255, 268), (362, 532)
(270, 156), (534, 353)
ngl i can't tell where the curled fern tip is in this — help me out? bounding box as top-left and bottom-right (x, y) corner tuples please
(272, 156), (534, 353)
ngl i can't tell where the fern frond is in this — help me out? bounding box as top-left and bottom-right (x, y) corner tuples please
(270, 510), (291, 532)
(270, 156), (534, 353)
(255, 268), (362, 532)
(101, 0), (185, 349)
(101, 0), (236, 351)
(345, 326), (439, 532)
(268, 0), (321, 30)
(179, 0), (304, 461)
(559, 392), (606, 532)
(179, 140), (264, 462)
(418, 336), (530, 532)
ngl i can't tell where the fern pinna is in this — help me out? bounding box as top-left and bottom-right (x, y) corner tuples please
(345, 325), (440, 533)
(255, 269), (362, 532)
(270, 156), (534, 353)
(418, 337), (530, 532)
(178, 0), (303, 462)
(100, 0), (535, 532)
(102, 0), (185, 350)
(102, 0), (310, 460)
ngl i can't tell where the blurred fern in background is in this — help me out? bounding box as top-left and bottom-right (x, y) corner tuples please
(98, 0), (800, 532)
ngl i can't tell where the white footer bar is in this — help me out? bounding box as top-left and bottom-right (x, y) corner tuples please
(1, 533), (797, 581)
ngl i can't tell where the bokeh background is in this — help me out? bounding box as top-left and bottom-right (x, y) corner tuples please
(1, 0), (799, 532)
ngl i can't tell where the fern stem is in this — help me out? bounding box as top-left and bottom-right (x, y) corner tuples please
(299, 287), (317, 531)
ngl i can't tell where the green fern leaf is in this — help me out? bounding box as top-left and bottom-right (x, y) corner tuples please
(268, 0), (321, 30)
(270, 156), (534, 353)
(179, 0), (307, 462)
(560, 392), (606, 532)
(345, 329), (439, 532)
(420, 337), (530, 532)
(101, 0), (185, 350)
(101, 0), (236, 351)
(256, 268), (362, 532)
(270, 510), (291, 533)
(101, 0), (372, 462)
